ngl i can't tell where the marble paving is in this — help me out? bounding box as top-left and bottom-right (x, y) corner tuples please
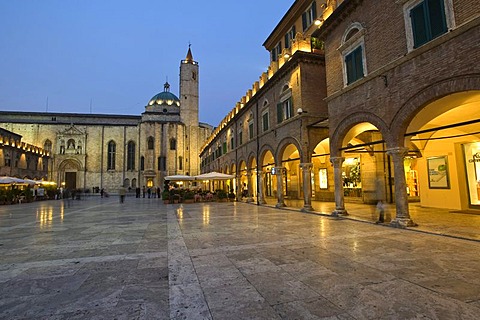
(0, 197), (479, 319)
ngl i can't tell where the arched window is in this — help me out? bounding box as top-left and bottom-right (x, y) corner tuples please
(140, 156), (145, 171)
(131, 178), (137, 188)
(147, 136), (154, 150)
(127, 141), (135, 170)
(179, 156), (183, 170)
(170, 138), (177, 150)
(340, 23), (366, 85)
(43, 140), (52, 152)
(107, 141), (116, 170)
(123, 178), (130, 188)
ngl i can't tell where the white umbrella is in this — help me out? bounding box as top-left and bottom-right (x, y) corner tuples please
(164, 175), (195, 181)
(22, 179), (42, 185)
(0, 176), (26, 184)
(195, 172), (234, 180)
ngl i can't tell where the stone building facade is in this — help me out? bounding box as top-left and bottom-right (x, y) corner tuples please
(0, 127), (49, 179)
(0, 48), (213, 192)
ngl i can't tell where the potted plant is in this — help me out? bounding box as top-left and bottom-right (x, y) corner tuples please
(216, 189), (228, 202)
(183, 190), (195, 203)
(162, 190), (171, 204)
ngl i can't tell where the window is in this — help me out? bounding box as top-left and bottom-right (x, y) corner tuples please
(107, 141), (116, 170)
(230, 132), (235, 150)
(345, 46), (365, 84)
(239, 130), (243, 145)
(4, 152), (11, 167)
(179, 156), (183, 170)
(285, 26), (296, 49)
(43, 140), (52, 153)
(14, 153), (20, 167)
(170, 138), (176, 150)
(147, 136), (154, 150)
(302, 1), (317, 31)
(140, 156), (145, 171)
(248, 119), (254, 140)
(409, 0), (448, 48)
(340, 24), (367, 86)
(262, 111), (270, 132)
(277, 98), (293, 123)
(222, 142), (227, 154)
(271, 42), (282, 62)
(158, 156), (166, 171)
(127, 141), (135, 170)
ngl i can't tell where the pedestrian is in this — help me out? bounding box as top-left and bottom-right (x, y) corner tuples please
(136, 187), (141, 198)
(156, 187), (160, 199)
(376, 200), (385, 224)
(147, 187), (151, 198)
(142, 186), (146, 198)
(100, 188), (104, 198)
(119, 186), (126, 203)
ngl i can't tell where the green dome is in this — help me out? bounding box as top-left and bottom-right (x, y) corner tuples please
(147, 82), (180, 107)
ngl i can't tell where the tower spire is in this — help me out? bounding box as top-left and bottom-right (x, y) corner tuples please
(185, 43), (194, 63)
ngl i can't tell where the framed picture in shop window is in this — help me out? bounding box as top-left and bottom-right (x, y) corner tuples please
(427, 156), (450, 189)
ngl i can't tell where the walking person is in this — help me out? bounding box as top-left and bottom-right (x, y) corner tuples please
(119, 186), (126, 203)
(376, 200), (385, 224)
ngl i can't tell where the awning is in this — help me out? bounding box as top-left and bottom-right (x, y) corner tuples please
(164, 175), (195, 181)
(195, 172), (234, 180)
(0, 176), (27, 184)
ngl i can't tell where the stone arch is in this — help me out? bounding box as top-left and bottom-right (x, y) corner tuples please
(391, 74), (480, 144)
(330, 112), (391, 158)
(275, 137), (302, 165)
(58, 158), (83, 171)
(247, 152), (257, 170)
(259, 144), (276, 165)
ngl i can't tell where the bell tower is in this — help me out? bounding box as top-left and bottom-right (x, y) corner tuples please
(179, 45), (199, 127)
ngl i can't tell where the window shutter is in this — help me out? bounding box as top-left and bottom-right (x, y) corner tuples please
(302, 12), (307, 31)
(345, 52), (355, 84)
(354, 47), (364, 80)
(277, 103), (283, 123)
(312, 1), (317, 21)
(428, 0), (447, 39)
(410, 3), (428, 48)
(285, 33), (290, 49)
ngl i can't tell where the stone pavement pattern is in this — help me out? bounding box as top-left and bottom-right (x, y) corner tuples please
(0, 198), (479, 319)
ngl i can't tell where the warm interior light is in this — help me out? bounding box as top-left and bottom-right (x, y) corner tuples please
(315, 19), (323, 26)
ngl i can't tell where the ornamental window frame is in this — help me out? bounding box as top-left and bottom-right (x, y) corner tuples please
(403, 0), (454, 52)
(338, 22), (367, 86)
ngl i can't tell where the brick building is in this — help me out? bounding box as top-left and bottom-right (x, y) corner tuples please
(0, 48), (213, 193)
(200, 0), (331, 210)
(201, 0), (479, 226)
(313, 0), (480, 226)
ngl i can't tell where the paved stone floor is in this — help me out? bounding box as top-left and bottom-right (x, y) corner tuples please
(0, 197), (479, 319)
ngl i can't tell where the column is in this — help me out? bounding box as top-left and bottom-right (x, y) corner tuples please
(330, 157), (348, 216)
(274, 167), (286, 207)
(246, 170), (254, 203)
(258, 171), (267, 204)
(386, 147), (417, 227)
(300, 163), (314, 211)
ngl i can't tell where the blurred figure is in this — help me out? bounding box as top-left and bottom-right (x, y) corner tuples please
(119, 186), (126, 203)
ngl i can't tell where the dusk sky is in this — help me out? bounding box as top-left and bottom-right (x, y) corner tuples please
(0, 0), (294, 126)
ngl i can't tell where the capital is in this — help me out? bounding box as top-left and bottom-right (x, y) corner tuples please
(386, 147), (409, 158)
(329, 156), (345, 167)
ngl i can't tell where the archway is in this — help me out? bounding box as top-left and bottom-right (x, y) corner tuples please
(260, 148), (276, 205)
(279, 143), (301, 207)
(310, 138), (334, 210)
(404, 91), (480, 210)
(57, 159), (83, 190)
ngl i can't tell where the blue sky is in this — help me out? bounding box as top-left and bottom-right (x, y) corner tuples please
(0, 0), (294, 126)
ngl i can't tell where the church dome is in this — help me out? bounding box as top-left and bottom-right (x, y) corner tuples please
(148, 82), (180, 107)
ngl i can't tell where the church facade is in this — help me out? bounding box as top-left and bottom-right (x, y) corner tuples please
(0, 48), (213, 192)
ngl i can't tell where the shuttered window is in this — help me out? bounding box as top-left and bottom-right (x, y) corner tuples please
(410, 0), (447, 48)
